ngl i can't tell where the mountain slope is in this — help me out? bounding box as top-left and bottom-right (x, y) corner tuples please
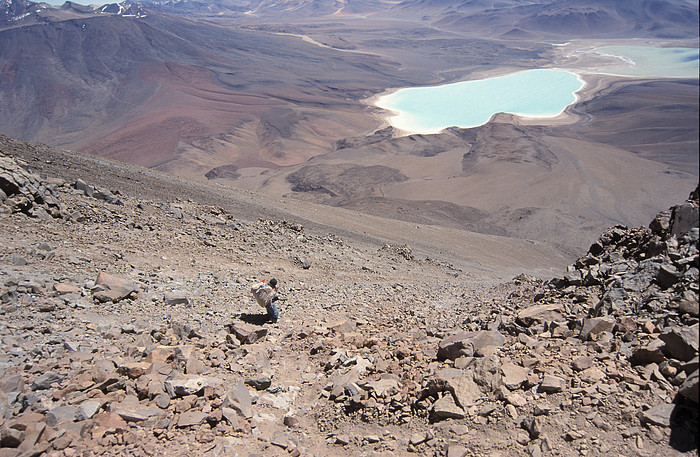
(0, 8), (403, 169)
(425, 0), (699, 38)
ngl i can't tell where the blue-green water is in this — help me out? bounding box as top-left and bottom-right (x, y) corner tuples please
(593, 46), (699, 78)
(375, 46), (698, 134)
(375, 69), (584, 134)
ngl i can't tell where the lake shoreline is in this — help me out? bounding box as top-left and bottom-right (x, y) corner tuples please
(367, 42), (699, 136)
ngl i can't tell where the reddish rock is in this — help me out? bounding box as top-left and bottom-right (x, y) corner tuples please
(501, 362), (528, 390)
(516, 304), (564, 327)
(539, 375), (565, 393)
(53, 282), (80, 294)
(572, 356), (593, 372)
(579, 317), (615, 341)
(92, 272), (139, 303)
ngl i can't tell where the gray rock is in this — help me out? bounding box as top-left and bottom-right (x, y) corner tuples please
(363, 377), (400, 398)
(682, 357), (699, 374)
(12, 254), (27, 266)
(93, 188), (122, 205)
(426, 369), (482, 409)
(222, 381), (253, 419)
(677, 369), (698, 403)
(640, 403), (676, 427)
(472, 354), (502, 390)
(221, 407), (241, 428)
(75, 179), (94, 198)
(110, 404), (162, 422)
(578, 367), (605, 384)
(0, 374), (24, 393)
(571, 356), (594, 372)
(31, 372), (64, 390)
(76, 401), (102, 421)
(595, 287), (629, 315)
(633, 339), (667, 365)
(227, 322), (268, 345)
(0, 391), (9, 420)
(63, 341), (80, 352)
(670, 201), (699, 237)
(501, 362), (528, 390)
(164, 291), (190, 306)
(46, 406), (78, 426)
(521, 416), (543, 439)
(18, 421), (45, 452)
(650, 209), (672, 236)
(679, 297), (700, 317)
(656, 264), (681, 289)
(271, 431), (291, 448)
(447, 443), (469, 457)
(0, 423), (23, 447)
(154, 393), (171, 409)
(345, 382), (361, 397)
(177, 411), (208, 428)
(335, 434), (351, 445)
(245, 376), (272, 391)
(659, 324), (699, 362)
(564, 270), (583, 286)
(409, 432), (429, 445)
(431, 393), (466, 420)
(284, 414), (301, 428)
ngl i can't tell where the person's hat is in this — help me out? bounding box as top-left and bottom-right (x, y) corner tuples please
(269, 278), (278, 288)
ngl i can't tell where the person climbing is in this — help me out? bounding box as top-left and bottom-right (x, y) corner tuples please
(251, 278), (282, 323)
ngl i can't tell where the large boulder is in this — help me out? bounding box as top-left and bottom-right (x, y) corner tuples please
(659, 324), (699, 362)
(92, 272), (139, 303)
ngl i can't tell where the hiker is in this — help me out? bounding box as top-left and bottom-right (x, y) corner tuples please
(251, 278), (281, 323)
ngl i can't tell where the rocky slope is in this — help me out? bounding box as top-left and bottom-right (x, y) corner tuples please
(1, 138), (698, 456)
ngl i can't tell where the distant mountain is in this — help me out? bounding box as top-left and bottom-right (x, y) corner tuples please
(0, 0), (44, 23)
(135, 0), (397, 17)
(0, 0), (404, 171)
(410, 0), (700, 39)
(126, 0), (699, 38)
(0, 0), (148, 27)
(6, 0), (692, 38)
(134, 0), (248, 16)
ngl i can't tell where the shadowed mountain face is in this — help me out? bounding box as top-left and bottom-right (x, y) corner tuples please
(0, 7), (408, 169)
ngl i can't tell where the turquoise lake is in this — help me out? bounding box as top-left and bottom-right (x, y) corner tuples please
(374, 69), (584, 134)
(374, 46), (699, 134)
(594, 46), (699, 78)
